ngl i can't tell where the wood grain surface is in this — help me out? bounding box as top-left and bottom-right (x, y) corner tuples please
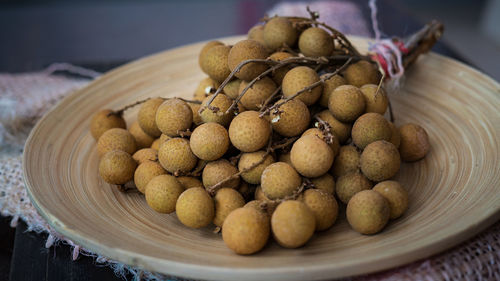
(23, 36), (500, 281)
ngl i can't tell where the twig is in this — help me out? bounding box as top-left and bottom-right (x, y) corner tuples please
(313, 115), (334, 145)
(259, 85), (282, 113)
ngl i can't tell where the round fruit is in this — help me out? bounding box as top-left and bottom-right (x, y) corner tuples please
(278, 152), (292, 165)
(343, 60), (382, 87)
(319, 74), (346, 107)
(310, 173), (335, 195)
(145, 174), (184, 213)
(200, 94), (234, 126)
(99, 150), (137, 185)
(290, 134), (334, 178)
(199, 44), (231, 83)
(132, 148), (158, 164)
(388, 121), (401, 148)
(282, 66), (322, 106)
(238, 151), (275, 184)
(271, 200), (315, 248)
(193, 77), (220, 101)
(300, 189), (338, 231)
(202, 159), (240, 189)
(351, 112), (392, 149)
(398, 123), (430, 162)
(263, 17), (298, 50)
(97, 128), (137, 157)
(346, 190), (390, 234)
(331, 145), (361, 178)
(336, 172), (372, 204)
(328, 85), (366, 122)
(261, 162), (301, 199)
(222, 207), (270, 254)
(228, 40), (269, 81)
(176, 187), (214, 228)
(188, 102), (203, 126)
(190, 122), (229, 161)
(360, 140), (401, 182)
(316, 110), (352, 144)
(156, 98), (193, 137)
(158, 138), (198, 174)
(223, 79), (242, 99)
(129, 121), (155, 149)
(247, 25), (266, 46)
(213, 188), (245, 227)
(239, 77), (277, 110)
(298, 27), (334, 57)
(244, 200), (276, 218)
(150, 138), (161, 150)
(360, 84), (388, 114)
(134, 161), (166, 193)
(269, 51), (294, 85)
(271, 99), (310, 137)
(138, 97), (164, 137)
(302, 127), (340, 157)
(373, 181), (408, 219)
(198, 41), (224, 72)
(229, 111), (271, 152)
(254, 186), (271, 201)
(90, 109), (126, 141)
(176, 176), (203, 189)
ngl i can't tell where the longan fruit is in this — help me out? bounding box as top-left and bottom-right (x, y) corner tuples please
(302, 127), (340, 157)
(97, 128), (137, 157)
(159, 134), (171, 145)
(223, 79), (242, 99)
(176, 176), (203, 189)
(190, 122), (229, 161)
(213, 188), (245, 227)
(90, 109), (126, 141)
(228, 111), (271, 152)
(271, 99), (310, 137)
(239, 77), (277, 110)
(298, 27), (334, 57)
(99, 150), (137, 185)
(373, 181), (408, 219)
(134, 161), (166, 193)
(360, 140), (401, 182)
(351, 112), (392, 150)
(198, 41), (224, 72)
(193, 77), (220, 101)
(244, 200), (277, 218)
(310, 173), (335, 195)
(156, 98), (193, 137)
(343, 60), (382, 87)
(269, 51), (294, 85)
(290, 135), (334, 178)
(388, 121), (401, 149)
(254, 186), (270, 201)
(132, 148), (158, 164)
(331, 145), (361, 178)
(360, 84), (388, 114)
(228, 40), (269, 81)
(263, 17), (298, 51)
(138, 97), (164, 137)
(236, 181), (252, 200)
(328, 85), (366, 123)
(158, 138), (198, 174)
(145, 174), (184, 213)
(129, 121), (155, 149)
(238, 151), (275, 184)
(202, 159), (240, 189)
(271, 200), (315, 248)
(336, 172), (372, 204)
(319, 74), (346, 107)
(200, 94), (234, 126)
(346, 190), (390, 234)
(188, 102), (203, 126)
(247, 25), (266, 46)
(278, 152), (292, 165)
(176, 187), (214, 228)
(300, 189), (338, 231)
(150, 138), (161, 150)
(200, 44), (231, 82)
(282, 66), (322, 106)
(316, 110), (352, 144)
(398, 123), (430, 162)
(222, 207), (270, 254)
(261, 162), (301, 199)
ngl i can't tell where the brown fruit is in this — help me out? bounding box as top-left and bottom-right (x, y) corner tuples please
(188, 102), (203, 126)
(290, 134), (334, 178)
(193, 77), (220, 101)
(228, 40), (269, 81)
(278, 152), (292, 165)
(134, 161), (166, 193)
(239, 77), (277, 110)
(310, 173), (335, 195)
(99, 150), (137, 185)
(150, 139), (161, 150)
(263, 17), (298, 50)
(319, 74), (346, 107)
(97, 128), (136, 157)
(202, 159), (240, 189)
(302, 127), (340, 157)
(90, 109), (126, 141)
(238, 151), (275, 184)
(198, 41), (224, 72)
(388, 121), (401, 149)
(145, 174), (184, 213)
(176, 176), (203, 189)
(316, 110), (352, 144)
(331, 145), (361, 178)
(298, 27), (334, 57)
(351, 112), (392, 149)
(271, 200), (315, 248)
(328, 85), (366, 122)
(199, 45), (231, 83)
(129, 121), (155, 149)
(247, 25), (266, 46)
(223, 79), (242, 99)
(244, 200), (277, 218)
(343, 60), (382, 87)
(200, 94), (234, 126)
(213, 188), (245, 227)
(360, 140), (401, 182)
(254, 186), (271, 201)
(222, 207), (270, 254)
(158, 138), (198, 174)
(399, 123), (430, 162)
(190, 122), (229, 161)
(269, 51), (294, 85)
(282, 66), (322, 106)
(300, 189), (338, 231)
(156, 98), (193, 137)
(261, 162), (301, 199)
(138, 97), (164, 137)
(360, 84), (388, 114)
(228, 111), (271, 152)
(373, 180), (408, 219)
(336, 172), (372, 204)
(132, 148), (158, 164)
(346, 190), (390, 234)
(176, 187), (214, 228)
(271, 99), (310, 137)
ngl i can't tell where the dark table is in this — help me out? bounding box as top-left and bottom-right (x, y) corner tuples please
(0, 1), (462, 280)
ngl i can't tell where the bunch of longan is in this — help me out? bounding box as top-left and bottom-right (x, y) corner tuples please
(90, 13), (430, 255)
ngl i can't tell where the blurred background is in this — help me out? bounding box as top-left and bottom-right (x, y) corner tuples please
(0, 0), (498, 77)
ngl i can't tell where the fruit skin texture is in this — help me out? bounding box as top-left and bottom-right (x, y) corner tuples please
(360, 140), (401, 182)
(138, 97), (164, 137)
(271, 200), (316, 248)
(269, 52), (294, 85)
(129, 121), (155, 149)
(99, 150), (137, 185)
(145, 174), (184, 214)
(176, 187), (214, 228)
(343, 60), (382, 87)
(97, 128), (137, 157)
(331, 145), (360, 178)
(228, 40), (269, 81)
(352, 112), (392, 150)
(300, 189), (338, 231)
(302, 127), (340, 157)
(222, 207), (270, 255)
(155, 98), (193, 137)
(193, 77), (220, 101)
(158, 138), (198, 174)
(317, 110), (352, 144)
(213, 188), (245, 227)
(132, 148), (158, 164)
(202, 159), (240, 189)
(176, 176), (202, 189)
(134, 161), (167, 194)
(254, 186), (271, 201)
(328, 85), (366, 123)
(238, 151), (275, 184)
(90, 109), (126, 141)
(271, 99), (310, 137)
(336, 172), (372, 204)
(282, 66), (322, 106)
(229, 111), (271, 152)
(198, 41), (224, 72)
(190, 122), (229, 161)
(360, 84), (388, 115)
(346, 190), (390, 235)
(150, 138), (161, 150)
(200, 94), (235, 127)
(248, 25), (266, 46)
(398, 123), (430, 162)
(310, 173), (335, 195)
(290, 134), (334, 178)
(239, 77), (277, 110)
(261, 162), (301, 199)
(373, 181), (408, 219)
(223, 79), (242, 99)
(388, 121), (401, 148)
(298, 27), (334, 57)
(319, 74), (346, 107)
(263, 17), (298, 51)
(199, 45), (231, 83)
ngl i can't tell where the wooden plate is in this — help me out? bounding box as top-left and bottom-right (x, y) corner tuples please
(23, 36), (500, 280)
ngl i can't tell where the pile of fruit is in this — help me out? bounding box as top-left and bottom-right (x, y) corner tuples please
(90, 13), (430, 255)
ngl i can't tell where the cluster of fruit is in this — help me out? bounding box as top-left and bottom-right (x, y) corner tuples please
(90, 14), (430, 255)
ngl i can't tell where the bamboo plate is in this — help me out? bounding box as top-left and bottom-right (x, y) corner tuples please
(23, 36), (500, 281)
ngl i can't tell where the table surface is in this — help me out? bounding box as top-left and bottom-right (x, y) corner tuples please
(1, 1), (463, 280)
